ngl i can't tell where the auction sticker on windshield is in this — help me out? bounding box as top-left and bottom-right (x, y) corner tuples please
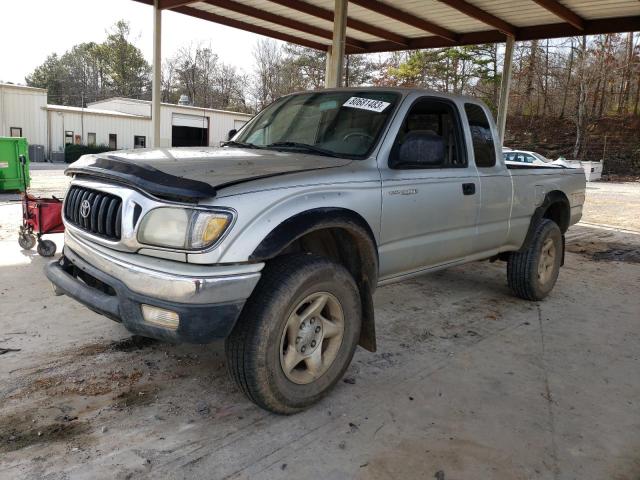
(343, 97), (390, 112)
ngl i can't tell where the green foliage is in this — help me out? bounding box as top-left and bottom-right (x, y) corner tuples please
(384, 45), (501, 109)
(26, 20), (150, 106)
(64, 144), (112, 164)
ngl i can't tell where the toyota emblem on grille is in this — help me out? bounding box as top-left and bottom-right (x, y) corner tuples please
(80, 199), (91, 218)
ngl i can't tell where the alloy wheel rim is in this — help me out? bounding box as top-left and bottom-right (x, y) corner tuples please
(279, 292), (345, 385)
(538, 237), (556, 285)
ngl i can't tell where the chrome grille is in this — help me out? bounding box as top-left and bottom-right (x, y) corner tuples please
(64, 186), (122, 240)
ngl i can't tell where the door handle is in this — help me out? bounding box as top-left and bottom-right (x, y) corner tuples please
(462, 183), (476, 195)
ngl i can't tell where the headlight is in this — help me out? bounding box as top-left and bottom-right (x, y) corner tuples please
(138, 207), (232, 250)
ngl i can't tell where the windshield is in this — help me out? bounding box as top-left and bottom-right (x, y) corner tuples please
(532, 152), (551, 163)
(232, 91), (400, 157)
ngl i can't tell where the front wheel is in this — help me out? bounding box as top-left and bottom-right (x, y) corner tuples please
(507, 219), (562, 301)
(225, 254), (361, 414)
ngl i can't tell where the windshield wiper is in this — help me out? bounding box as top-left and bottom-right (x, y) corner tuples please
(222, 140), (260, 149)
(266, 141), (339, 157)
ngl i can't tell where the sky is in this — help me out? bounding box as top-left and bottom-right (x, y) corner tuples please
(0, 0), (270, 84)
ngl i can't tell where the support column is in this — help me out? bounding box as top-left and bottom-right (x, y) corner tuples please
(325, 0), (347, 88)
(497, 35), (514, 145)
(325, 46), (333, 85)
(152, 0), (162, 148)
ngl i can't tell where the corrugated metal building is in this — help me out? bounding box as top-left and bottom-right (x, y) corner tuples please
(86, 97), (252, 150)
(0, 83), (253, 160)
(0, 83), (48, 147)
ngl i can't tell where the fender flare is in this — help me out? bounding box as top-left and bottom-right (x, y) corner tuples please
(518, 190), (570, 254)
(250, 208), (379, 351)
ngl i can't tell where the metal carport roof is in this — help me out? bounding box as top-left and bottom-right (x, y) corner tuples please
(135, 0), (640, 53)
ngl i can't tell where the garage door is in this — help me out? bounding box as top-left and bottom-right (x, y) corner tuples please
(172, 113), (209, 147)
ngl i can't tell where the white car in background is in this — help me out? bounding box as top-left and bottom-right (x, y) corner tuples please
(502, 149), (602, 180)
(503, 149), (557, 167)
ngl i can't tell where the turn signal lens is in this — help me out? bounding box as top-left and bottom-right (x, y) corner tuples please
(203, 217), (229, 243)
(189, 212), (232, 249)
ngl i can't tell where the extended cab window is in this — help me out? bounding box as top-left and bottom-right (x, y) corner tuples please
(464, 103), (496, 168)
(389, 99), (466, 169)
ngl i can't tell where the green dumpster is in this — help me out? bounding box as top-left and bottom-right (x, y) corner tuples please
(0, 137), (30, 192)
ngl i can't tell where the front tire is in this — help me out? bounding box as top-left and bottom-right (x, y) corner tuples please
(225, 254), (361, 414)
(507, 219), (562, 301)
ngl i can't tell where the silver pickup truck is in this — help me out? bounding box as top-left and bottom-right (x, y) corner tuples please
(46, 88), (586, 414)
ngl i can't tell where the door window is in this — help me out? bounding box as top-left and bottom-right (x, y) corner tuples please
(10, 127), (22, 137)
(464, 103), (496, 168)
(389, 98), (466, 169)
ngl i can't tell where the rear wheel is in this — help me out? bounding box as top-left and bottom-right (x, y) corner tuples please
(507, 219), (562, 301)
(37, 239), (57, 257)
(225, 254), (361, 414)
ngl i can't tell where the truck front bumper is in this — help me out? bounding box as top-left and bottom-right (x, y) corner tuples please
(45, 235), (262, 344)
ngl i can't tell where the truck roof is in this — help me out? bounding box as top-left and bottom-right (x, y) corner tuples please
(282, 87), (486, 105)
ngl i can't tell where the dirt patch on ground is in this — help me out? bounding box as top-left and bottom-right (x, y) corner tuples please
(0, 413), (90, 454)
(567, 240), (640, 263)
(111, 385), (159, 409)
(74, 336), (159, 356)
(10, 369), (145, 399)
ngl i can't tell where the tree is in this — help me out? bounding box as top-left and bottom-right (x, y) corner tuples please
(101, 21), (150, 98)
(26, 20), (150, 105)
(25, 53), (67, 103)
(162, 43), (250, 112)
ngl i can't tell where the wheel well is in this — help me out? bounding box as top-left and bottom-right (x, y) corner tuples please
(542, 196), (570, 233)
(250, 208), (379, 352)
(518, 190), (570, 253)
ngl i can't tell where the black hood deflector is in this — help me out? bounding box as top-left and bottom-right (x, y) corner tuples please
(66, 156), (217, 202)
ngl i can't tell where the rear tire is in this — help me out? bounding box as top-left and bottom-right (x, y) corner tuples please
(507, 219), (562, 301)
(37, 239), (57, 257)
(225, 254), (361, 414)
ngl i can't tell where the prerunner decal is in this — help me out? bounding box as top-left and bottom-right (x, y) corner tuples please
(343, 97), (390, 112)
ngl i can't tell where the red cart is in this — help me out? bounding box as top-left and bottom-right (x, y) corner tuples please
(16, 155), (64, 257)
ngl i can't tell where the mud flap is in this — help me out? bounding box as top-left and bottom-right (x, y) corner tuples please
(358, 279), (376, 352)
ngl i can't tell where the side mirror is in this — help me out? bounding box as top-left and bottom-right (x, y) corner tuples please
(228, 129), (237, 140)
(393, 131), (444, 168)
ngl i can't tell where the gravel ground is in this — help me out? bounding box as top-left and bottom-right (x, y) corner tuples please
(581, 182), (640, 232)
(0, 167), (638, 479)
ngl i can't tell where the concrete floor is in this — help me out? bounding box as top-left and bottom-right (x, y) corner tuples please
(0, 167), (639, 480)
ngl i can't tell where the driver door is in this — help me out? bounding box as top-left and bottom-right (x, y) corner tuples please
(378, 97), (480, 281)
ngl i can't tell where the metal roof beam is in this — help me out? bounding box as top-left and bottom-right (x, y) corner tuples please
(436, 0), (517, 37)
(173, 5), (330, 51)
(200, 0), (367, 51)
(267, 0), (409, 47)
(530, 0), (584, 30)
(349, 0), (458, 43)
(158, 0), (197, 9)
(363, 15), (640, 53)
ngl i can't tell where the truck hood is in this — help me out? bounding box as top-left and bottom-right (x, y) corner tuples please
(66, 147), (352, 202)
